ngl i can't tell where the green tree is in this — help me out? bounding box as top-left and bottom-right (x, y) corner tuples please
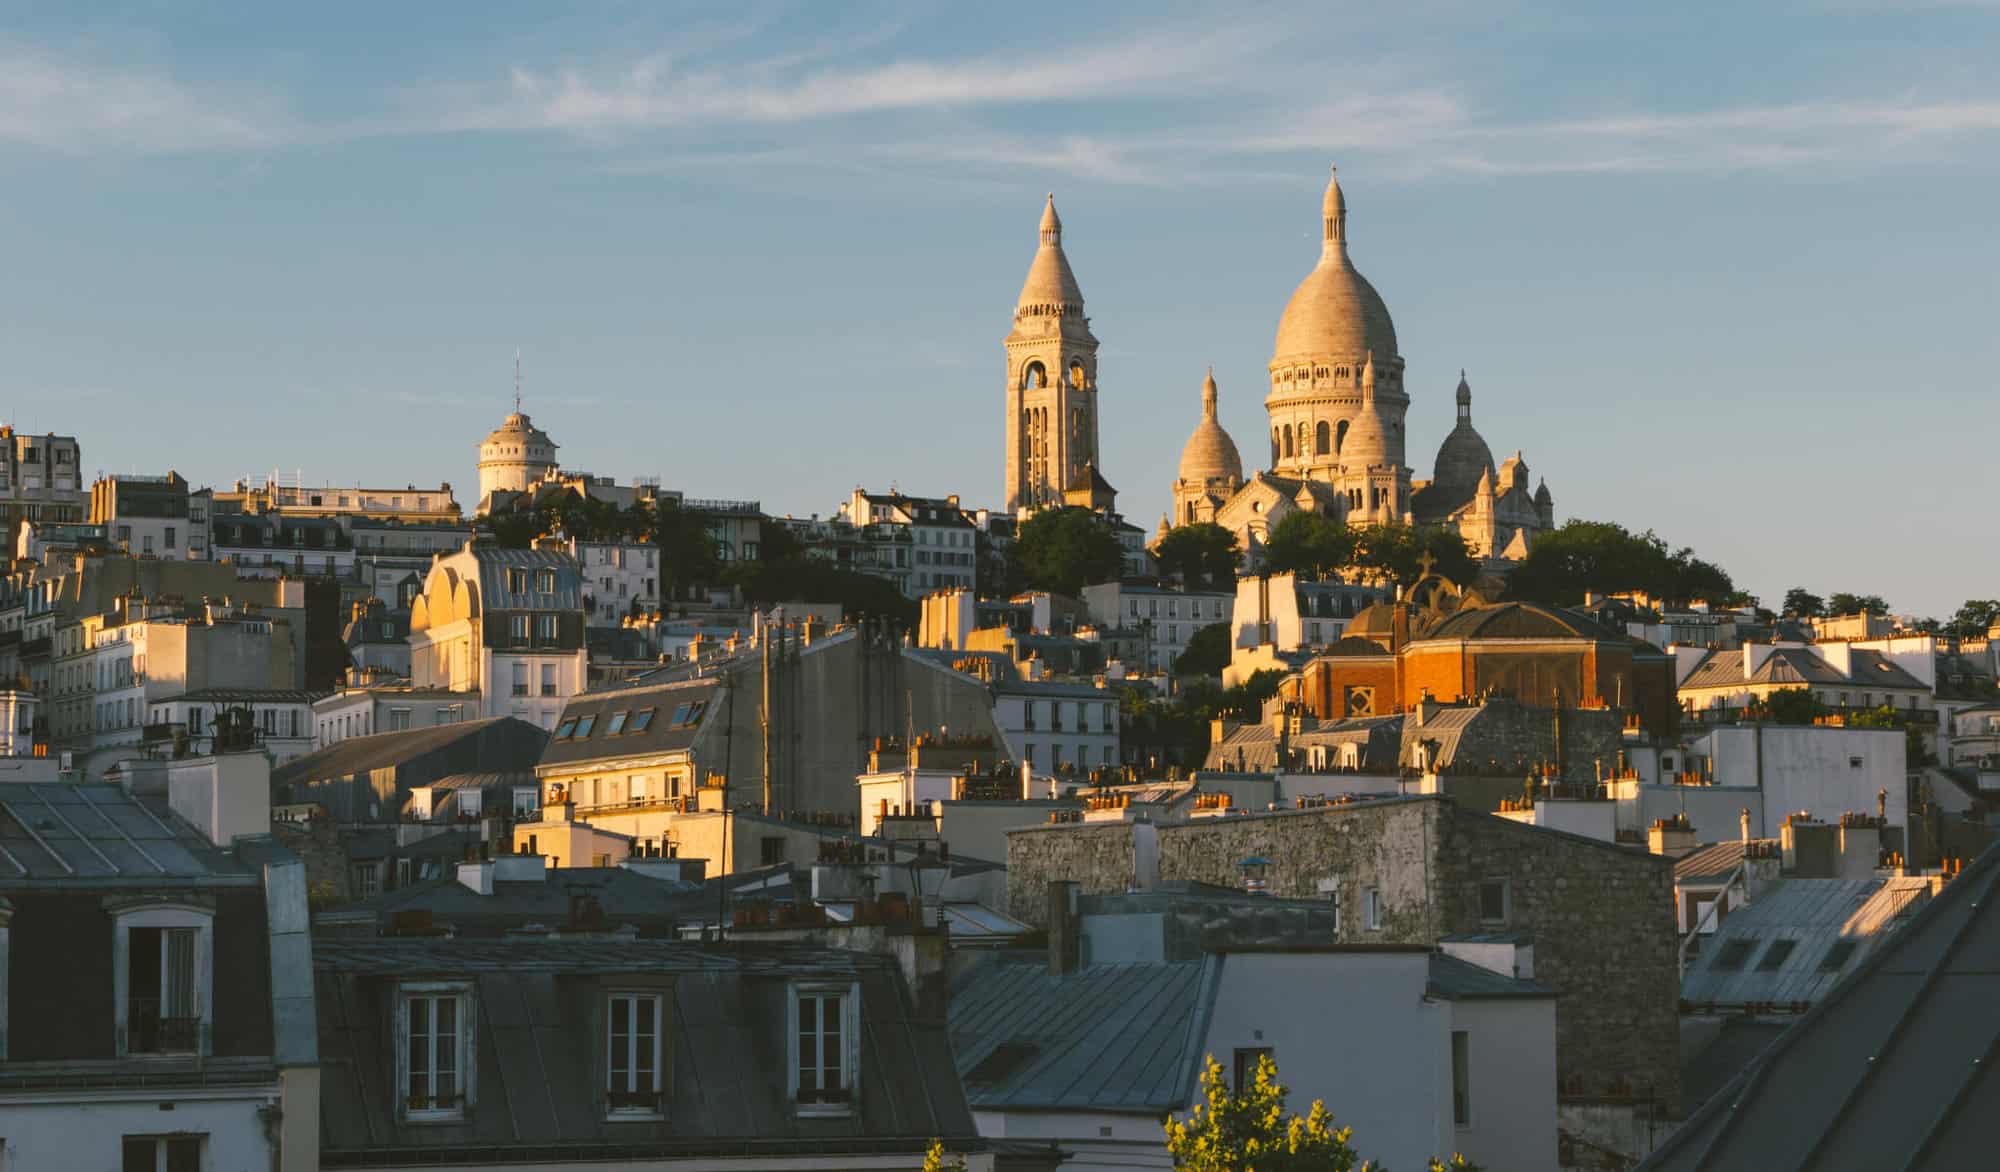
(1944, 599), (2000, 637)
(1220, 669), (1285, 721)
(754, 518), (805, 564)
(731, 557), (917, 631)
(652, 501), (722, 600)
(1502, 519), (1736, 607)
(1848, 704), (1930, 766)
(1746, 687), (1828, 725)
(1349, 524), (1479, 589)
(1781, 588), (1825, 618)
(1826, 592), (1889, 616)
(1156, 523), (1241, 590)
(1165, 1053), (1480, 1172)
(1013, 507), (1124, 596)
(1261, 512), (1355, 579)
(921, 1140), (969, 1172)
(1174, 623), (1232, 677)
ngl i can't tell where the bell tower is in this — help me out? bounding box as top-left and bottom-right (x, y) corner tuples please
(1004, 195), (1100, 512)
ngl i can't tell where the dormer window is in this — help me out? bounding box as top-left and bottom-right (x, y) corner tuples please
(535, 569), (557, 595)
(398, 982), (475, 1121)
(111, 900), (213, 1057)
(606, 991), (665, 1117)
(789, 981), (859, 1116)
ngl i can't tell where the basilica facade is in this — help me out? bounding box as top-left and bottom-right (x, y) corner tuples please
(1168, 166), (1554, 564)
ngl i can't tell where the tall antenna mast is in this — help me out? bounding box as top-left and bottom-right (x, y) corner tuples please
(513, 349), (522, 414)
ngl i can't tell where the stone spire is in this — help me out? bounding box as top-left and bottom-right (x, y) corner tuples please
(1202, 365), (1219, 419)
(1361, 350), (1376, 403)
(1322, 163), (1348, 262)
(1040, 193), (1061, 243)
(1456, 370), (1472, 423)
(1015, 194), (1086, 318)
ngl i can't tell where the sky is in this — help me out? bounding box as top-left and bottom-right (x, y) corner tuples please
(1, 1), (1995, 618)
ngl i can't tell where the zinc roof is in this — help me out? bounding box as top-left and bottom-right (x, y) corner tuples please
(0, 782), (255, 883)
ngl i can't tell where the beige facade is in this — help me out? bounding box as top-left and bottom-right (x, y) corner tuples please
(474, 409), (559, 510)
(1161, 167), (1555, 564)
(1004, 197), (1102, 513)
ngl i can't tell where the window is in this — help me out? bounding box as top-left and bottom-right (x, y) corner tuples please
(1232, 1046), (1273, 1092)
(761, 836), (786, 866)
(1756, 939), (1797, 971)
(122, 1136), (203, 1172)
(628, 708), (656, 733)
(607, 992), (665, 1114)
(554, 718), (578, 740)
(606, 711), (629, 736)
(1451, 1031), (1471, 1127)
(1848, 756), (1865, 769)
(388, 707), (411, 731)
(790, 984), (858, 1114)
(574, 715), (596, 738)
(1365, 888), (1383, 931)
(541, 663), (557, 696)
(507, 569), (527, 593)
(1479, 879), (1510, 925)
(511, 615), (529, 642)
(1316, 877), (1340, 933)
(1710, 938), (1756, 971)
(114, 904), (212, 1057)
(512, 663), (529, 698)
(535, 569), (557, 594)
(1819, 939), (1859, 972)
(537, 614), (558, 641)
(400, 985), (473, 1120)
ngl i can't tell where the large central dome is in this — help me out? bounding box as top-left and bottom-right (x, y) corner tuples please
(1272, 166), (1398, 364)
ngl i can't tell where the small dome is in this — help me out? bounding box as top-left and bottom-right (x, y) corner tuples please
(1178, 368), (1243, 485)
(1432, 375), (1496, 505)
(1272, 165), (1398, 364)
(482, 411), (555, 452)
(1346, 602), (1402, 639)
(1340, 354), (1390, 468)
(1016, 194), (1085, 316)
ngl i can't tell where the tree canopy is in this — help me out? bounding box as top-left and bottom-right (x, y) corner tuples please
(1174, 622), (1232, 678)
(1826, 591), (1890, 617)
(1165, 1053), (1479, 1172)
(1745, 687), (1828, 725)
(1013, 507), (1124, 596)
(1504, 519), (1743, 608)
(1945, 599), (2000, 637)
(1781, 588), (1825, 618)
(1155, 523), (1241, 591)
(1260, 515), (1476, 588)
(728, 550), (916, 631)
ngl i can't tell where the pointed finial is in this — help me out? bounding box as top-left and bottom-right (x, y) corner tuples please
(1040, 194), (1061, 243)
(1201, 367), (1219, 419)
(1322, 162), (1348, 256)
(513, 349), (522, 414)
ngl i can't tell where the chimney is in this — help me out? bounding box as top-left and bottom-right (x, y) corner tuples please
(1647, 815), (1696, 859)
(1781, 814), (1840, 878)
(1740, 807), (1752, 845)
(1047, 880), (1081, 976)
(457, 860), (495, 895)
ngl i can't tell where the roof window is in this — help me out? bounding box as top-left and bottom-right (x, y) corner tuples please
(573, 715), (596, 738)
(1711, 938), (1756, 971)
(606, 711), (629, 736)
(1819, 939), (1859, 972)
(627, 709), (656, 733)
(1756, 939), (1797, 971)
(553, 718), (577, 740)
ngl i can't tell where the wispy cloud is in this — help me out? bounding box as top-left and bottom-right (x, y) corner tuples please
(0, 44), (285, 153)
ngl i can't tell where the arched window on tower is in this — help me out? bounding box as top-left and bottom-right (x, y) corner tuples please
(1023, 362), (1046, 390)
(1315, 421), (1330, 456)
(1283, 427), (1294, 459)
(1070, 360), (1087, 389)
(1271, 432), (1280, 465)
(1336, 420), (1350, 454)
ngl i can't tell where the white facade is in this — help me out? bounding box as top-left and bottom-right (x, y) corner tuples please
(312, 687), (473, 749)
(1082, 583), (1234, 671)
(572, 538), (661, 624)
(993, 687), (1120, 774)
(1231, 573), (1391, 654)
(1691, 725), (1906, 836)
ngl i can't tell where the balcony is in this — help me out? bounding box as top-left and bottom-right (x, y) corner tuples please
(126, 1000), (203, 1055)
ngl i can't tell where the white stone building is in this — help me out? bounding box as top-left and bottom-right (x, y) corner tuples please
(408, 544), (587, 729)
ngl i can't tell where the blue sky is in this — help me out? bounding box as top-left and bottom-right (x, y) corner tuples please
(2, 1), (1995, 616)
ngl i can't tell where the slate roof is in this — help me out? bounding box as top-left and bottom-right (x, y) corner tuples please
(1676, 842), (1756, 885)
(315, 936), (978, 1160)
(0, 782), (256, 883)
(462, 546), (586, 611)
(1426, 951), (1555, 1000)
(949, 956), (1216, 1112)
(1680, 876), (1934, 1007)
(330, 863), (726, 935)
(1640, 843), (2000, 1171)
(273, 717), (543, 786)
(537, 678), (721, 769)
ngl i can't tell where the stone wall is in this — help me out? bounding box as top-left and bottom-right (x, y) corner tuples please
(1005, 820), (1138, 927)
(1009, 795), (1681, 1114)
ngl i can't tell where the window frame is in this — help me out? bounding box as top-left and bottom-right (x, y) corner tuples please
(1365, 887), (1383, 932)
(109, 900), (214, 1059)
(1478, 878), (1511, 926)
(397, 981), (476, 1123)
(788, 981), (860, 1117)
(604, 989), (668, 1119)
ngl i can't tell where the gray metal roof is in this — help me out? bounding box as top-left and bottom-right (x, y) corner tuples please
(949, 956), (1216, 1112)
(0, 782), (255, 883)
(537, 678), (721, 769)
(1640, 844), (2000, 1171)
(272, 717), (543, 786)
(1426, 951), (1553, 999)
(1675, 841), (1754, 885)
(1680, 876), (1934, 1007)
